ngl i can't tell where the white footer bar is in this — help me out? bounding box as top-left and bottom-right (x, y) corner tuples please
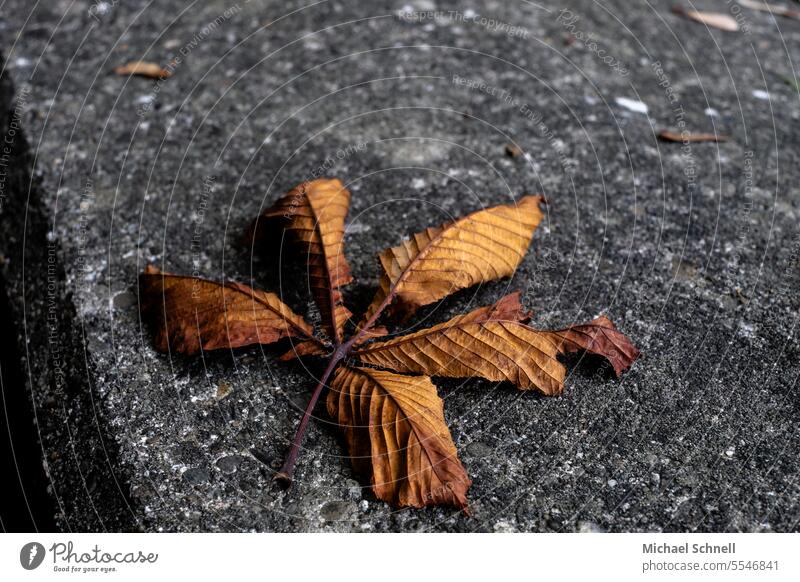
(1, 533), (797, 581)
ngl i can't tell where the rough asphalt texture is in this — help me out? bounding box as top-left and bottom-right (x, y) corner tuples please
(1, 0), (798, 532)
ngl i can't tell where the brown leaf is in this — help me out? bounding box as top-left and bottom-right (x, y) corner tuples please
(658, 130), (729, 143)
(247, 178), (353, 344)
(328, 366), (471, 510)
(114, 61), (171, 79)
(360, 196), (545, 326)
(546, 316), (640, 377)
(139, 265), (317, 355)
(673, 8), (740, 31)
(505, 143), (523, 157)
(739, 0), (800, 20)
(355, 293), (566, 395)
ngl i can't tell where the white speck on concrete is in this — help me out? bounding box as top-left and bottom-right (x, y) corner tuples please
(704, 107), (719, 117)
(615, 97), (648, 115)
(738, 321), (757, 338)
(93, 1), (112, 15)
(752, 90), (769, 100)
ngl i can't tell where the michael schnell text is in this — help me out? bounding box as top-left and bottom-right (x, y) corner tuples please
(643, 542), (736, 555)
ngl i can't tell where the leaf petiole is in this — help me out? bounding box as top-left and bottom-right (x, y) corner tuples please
(273, 346), (346, 485)
(274, 291), (394, 485)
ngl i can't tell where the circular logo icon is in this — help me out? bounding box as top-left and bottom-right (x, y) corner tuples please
(20, 542), (46, 570)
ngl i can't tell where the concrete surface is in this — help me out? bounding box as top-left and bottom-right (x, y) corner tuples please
(0, 0), (798, 532)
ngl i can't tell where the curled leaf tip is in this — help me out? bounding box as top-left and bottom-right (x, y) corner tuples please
(547, 316), (640, 377)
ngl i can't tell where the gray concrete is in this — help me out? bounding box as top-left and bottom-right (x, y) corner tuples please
(0, 0), (798, 532)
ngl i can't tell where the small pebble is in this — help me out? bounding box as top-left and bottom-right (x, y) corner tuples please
(216, 382), (233, 400)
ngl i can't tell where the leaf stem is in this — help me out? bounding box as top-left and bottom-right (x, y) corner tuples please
(274, 348), (344, 485)
(275, 277), (396, 484)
